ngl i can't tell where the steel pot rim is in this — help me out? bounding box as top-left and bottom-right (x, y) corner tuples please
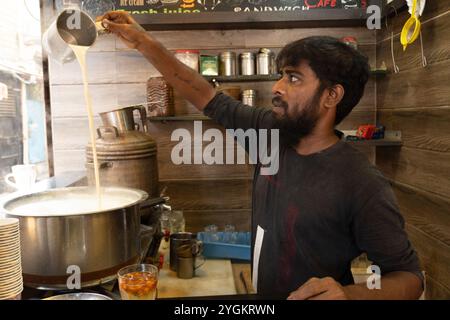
(2, 186), (148, 218)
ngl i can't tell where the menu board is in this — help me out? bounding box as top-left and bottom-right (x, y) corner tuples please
(114, 0), (369, 16)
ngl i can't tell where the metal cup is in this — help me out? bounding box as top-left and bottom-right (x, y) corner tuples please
(169, 232), (202, 271)
(177, 256), (205, 279)
(99, 105), (148, 133)
(42, 8), (99, 64)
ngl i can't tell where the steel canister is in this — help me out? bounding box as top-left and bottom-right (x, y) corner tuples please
(242, 89), (256, 107)
(257, 48), (275, 75)
(239, 52), (255, 75)
(219, 52), (237, 76)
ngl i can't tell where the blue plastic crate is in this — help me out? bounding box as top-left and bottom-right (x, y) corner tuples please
(197, 232), (251, 261)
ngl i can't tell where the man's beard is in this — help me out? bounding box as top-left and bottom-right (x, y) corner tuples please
(271, 89), (322, 148)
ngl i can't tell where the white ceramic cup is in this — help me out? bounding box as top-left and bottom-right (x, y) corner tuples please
(4, 165), (37, 192)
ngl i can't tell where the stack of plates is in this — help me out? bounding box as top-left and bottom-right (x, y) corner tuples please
(0, 218), (23, 300)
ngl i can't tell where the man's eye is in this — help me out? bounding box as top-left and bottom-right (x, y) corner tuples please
(289, 75), (299, 82)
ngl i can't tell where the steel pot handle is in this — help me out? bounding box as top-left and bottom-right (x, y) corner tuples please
(139, 224), (156, 261)
(139, 196), (169, 211)
(131, 105), (148, 133)
(97, 126), (119, 139)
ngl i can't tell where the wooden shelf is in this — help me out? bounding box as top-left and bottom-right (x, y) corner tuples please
(204, 74), (281, 83)
(129, 2), (405, 31)
(204, 70), (386, 84)
(370, 69), (388, 77)
(342, 130), (402, 147)
(149, 117), (401, 147)
(134, 9), (370, 31)
(148, 114), (211, 122)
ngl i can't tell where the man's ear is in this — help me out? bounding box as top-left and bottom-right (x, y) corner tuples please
(323, 85), (345, 109)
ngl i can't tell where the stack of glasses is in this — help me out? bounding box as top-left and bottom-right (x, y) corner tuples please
(0, 218), (23, 300)
(204, 224), (238, 244)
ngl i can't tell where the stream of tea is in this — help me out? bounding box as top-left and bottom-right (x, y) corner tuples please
(69, 44), (102, 208)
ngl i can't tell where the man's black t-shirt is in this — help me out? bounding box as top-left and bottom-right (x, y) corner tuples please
(204, 93), (422, 297)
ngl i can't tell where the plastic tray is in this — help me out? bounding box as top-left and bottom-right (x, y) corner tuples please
(197, 232), (251, 261)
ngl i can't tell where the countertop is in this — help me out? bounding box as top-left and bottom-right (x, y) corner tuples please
(156, 239), (250, 299)
(157, 259), (238, 298)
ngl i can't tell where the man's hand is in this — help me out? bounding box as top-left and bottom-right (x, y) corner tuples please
(97, 11), (146, 49)
(287, 277), (349, 300)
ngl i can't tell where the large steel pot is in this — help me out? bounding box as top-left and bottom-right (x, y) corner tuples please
(2, 186), (164, 290)
(43, 293), (112, 300)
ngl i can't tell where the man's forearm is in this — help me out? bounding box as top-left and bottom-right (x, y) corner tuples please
(344, 271), (423, 300)
(135, 33), (216, 111)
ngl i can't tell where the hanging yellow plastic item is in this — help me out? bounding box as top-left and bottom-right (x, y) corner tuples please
(400, 0), (421, 51)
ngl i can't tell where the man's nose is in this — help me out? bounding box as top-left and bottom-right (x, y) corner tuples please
(272, 78), (285, 96)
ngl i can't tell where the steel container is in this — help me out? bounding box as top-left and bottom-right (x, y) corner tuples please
(257, 49), (275, 75)
(87, 106), (159, 198)
(219, 52), (237, 76)
(239, 52), (255, 76)
(2, 187), (164, 290)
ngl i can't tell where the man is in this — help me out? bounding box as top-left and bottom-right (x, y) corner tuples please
(101, 11), (423, 300)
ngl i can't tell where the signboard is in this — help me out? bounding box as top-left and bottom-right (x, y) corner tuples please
(115, 0), (369, 16)
(110, 0), (385, 29)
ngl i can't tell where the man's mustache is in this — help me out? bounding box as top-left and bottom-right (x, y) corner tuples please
(272, 96), (288, 109)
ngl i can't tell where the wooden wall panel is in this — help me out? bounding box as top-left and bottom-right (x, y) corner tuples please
(377, 59), (450, 110)
(50, 84), (119, 117)
(53, 149), (86, 174)
(337, 110), (375, 130)
(426, 275), (450, 300)
(49, 52), (117, 85)
(116, 28), (376, 51)
(377, 107), (450, 152)
(184, 209), (252, 233)
(376, 146), (450, 199)
(117, 83), (148, 107)
(160, 178), (253, 211)
(406, 224), (450, 296)
(377, 13), (450, 73)
(392, 182), (450, 249)
(378, 2), (450, 42)
(52, 117), (101, 150)
(115, 51), (161, 83)
(376, 3), (450, 300)
(148, 121), (254, 180)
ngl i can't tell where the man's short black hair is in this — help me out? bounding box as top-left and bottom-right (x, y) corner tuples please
(276, 36), (370, 125)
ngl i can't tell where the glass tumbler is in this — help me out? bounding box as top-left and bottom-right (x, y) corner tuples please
(117, 264), (159, 300)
